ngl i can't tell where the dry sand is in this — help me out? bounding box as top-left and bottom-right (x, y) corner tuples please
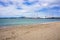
(0, 22), (60, 40)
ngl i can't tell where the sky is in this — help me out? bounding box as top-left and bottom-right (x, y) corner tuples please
(0, 0), (60, 18)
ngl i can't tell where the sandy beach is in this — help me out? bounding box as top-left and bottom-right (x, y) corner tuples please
(0, 22), (60, 40)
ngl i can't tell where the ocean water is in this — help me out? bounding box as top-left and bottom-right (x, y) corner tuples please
(0, 18), (60, 26)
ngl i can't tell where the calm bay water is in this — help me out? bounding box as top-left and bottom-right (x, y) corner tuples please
(0, 18), (60, 26)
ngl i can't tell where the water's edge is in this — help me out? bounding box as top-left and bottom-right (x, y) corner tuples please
(0, 19), (60, 27)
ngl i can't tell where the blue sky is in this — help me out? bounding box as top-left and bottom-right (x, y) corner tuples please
(0, 0), (60, 18)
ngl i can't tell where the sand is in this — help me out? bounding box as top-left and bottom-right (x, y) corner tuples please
(0, 22), (60, 40)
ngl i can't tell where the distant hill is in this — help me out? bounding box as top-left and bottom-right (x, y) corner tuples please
(0, 17), (60, 19)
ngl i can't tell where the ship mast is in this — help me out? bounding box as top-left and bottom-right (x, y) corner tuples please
(32, 12), (39, 18)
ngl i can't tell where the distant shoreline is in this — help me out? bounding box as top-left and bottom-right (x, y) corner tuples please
(0, 17), (60, 19)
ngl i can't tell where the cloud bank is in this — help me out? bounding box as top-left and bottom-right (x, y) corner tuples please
(0, 0), (60, 17)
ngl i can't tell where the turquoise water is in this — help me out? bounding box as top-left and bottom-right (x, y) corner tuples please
(0, 18), (60, 26)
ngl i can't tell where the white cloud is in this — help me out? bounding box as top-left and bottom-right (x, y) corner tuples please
(0, 0), (60, 17)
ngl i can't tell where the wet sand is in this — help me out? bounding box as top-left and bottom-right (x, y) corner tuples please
(0, 22), (60, 40)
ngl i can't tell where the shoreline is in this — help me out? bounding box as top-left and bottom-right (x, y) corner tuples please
(0, 21), (60, 28)
(0, 22), (60, 40)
